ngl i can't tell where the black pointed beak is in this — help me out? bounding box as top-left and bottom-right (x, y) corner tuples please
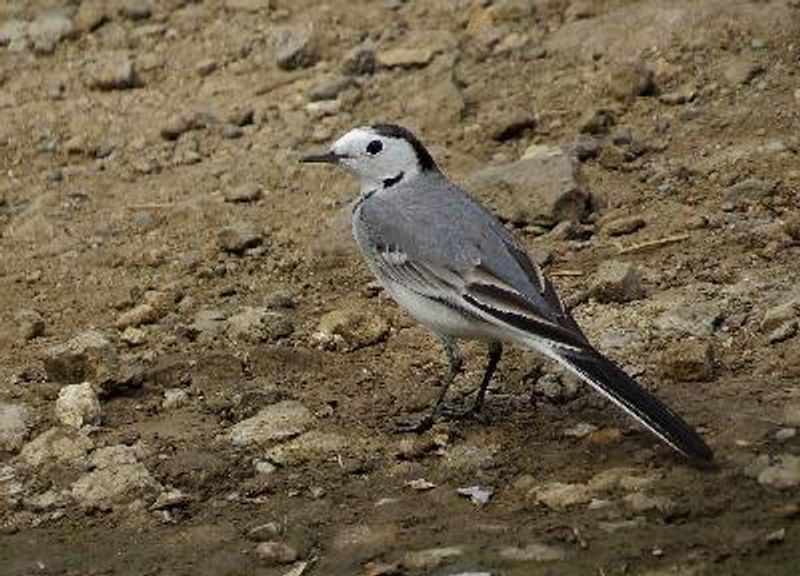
(300, 151), (343, 164)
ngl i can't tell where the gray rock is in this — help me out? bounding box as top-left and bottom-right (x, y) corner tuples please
(342, 46), (376, 75)
(87, 54), (138, 90)
(622, 492), (676, 514)
(223, 183), (262, 203)
(660, 338), (715, 382)
(466, 145), (590, 226)
(654, 300), (723, 337)
(531, 481), (593, 509)
(489, 109), (536, 142)
(762, 296), (800, 331)
(221, 124), (243, 139)
(313, 302), (390, 351)
(602, 215), (646, 237)
(769, 321), (798, 344)
(607, 61), (655, 101)
(118, 1), (152, 21)
(162, 388), (190, 410)
(310, 76), (356, 101)
(226, 306), (293, 342)
(533, 372), (581, 404)
(723, 58), (763, 86)
(499, 542), (566, 562)
(725, 178), (775, 206)
(377, 47), (435, 68)
(757, 455), (800, 489)
(196, 58), (218, 77)
(55, 382), (101, 429)
(402, 546), (463, 570)
(456, 485), (494, 506)
(28, 11), (74, 54)
(43, 329), (119, 386)
(579, 108), (616, 134)
(273, 23), (317, 70)
(20, 427), (94, 468)
(589, 260), (644, 303)
(248, 522), (281, 541)
(572, 134), (601, 161)
(73, 1), (108, 34)
(71, 444), (160, 509)
(0, 403), (33, 452)
(15, 309), (45, 340)
(120, 327), (147, 346)
(187, 308), (227, 340)
(151, 488), (190, 510)
(255, 541), (298, 565)
(266, 431), (349, 466)
(160, 113), (196, 140)
(228, 400), (313, 447)
(218, 223), (263, 254)
(0, 20), (28, 47)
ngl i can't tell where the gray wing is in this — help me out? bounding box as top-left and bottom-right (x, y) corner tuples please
(355, 175), (588, 348)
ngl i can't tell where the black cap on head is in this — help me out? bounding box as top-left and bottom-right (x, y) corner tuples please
(371, 123), (438, 172)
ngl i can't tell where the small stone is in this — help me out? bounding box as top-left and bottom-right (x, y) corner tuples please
(151, 488), (190, 510)
(20, 427), (93, 468)
(782, 404), (800, 427)
(377, 47), (435, 68)
(489, 109), (536, 142)
(532, 481), (593, 509)
(196, 58), (218, 77)
(758, 455), (800, 489)
(579, 108), (615, 134)
(74, 1), (108, 34)
(769, 321), (798, 344)
(762, 297), (800, 331)
(274, 23), (317, 71)
(0, 403), (33, 452)
(723, 58), (763, 86)
(623, 492), (675, 514)
(406, 478), (436, 491)
(28, 11), (74, 54)
(71, 444), (160, 509)
(572, 134), (601, 161)
(266, 431), (350, 466)
(118, 1), (152, 21)
(160, 113), (196, 141)
(563, 422), (598, 438)
(223, 183), (261, 203)
(16, 309), (45, 340)
(309, 76), (356, 101)
(766, 528), (786, 544)
(87, 54), (138, 90)
(218, 223), (263, 254)
(116, 303), (157, 329)
(775, 428), (796, 442)
(313, 302), (390, 351)
(456, 485), (494, 506)
(225, 0), (269, 11)
(120, 327), (147, 346)
(0, 20), (28, 47)
(342, 46), (376, 75)
(55, 382), (101, 429)
(602, 215), (646, 237)
(402, 546), (463, 570)
(362, 561), (403, 576)
(248, 522), (281, 541)
(659, 84), (697, 105)
(43, 329), (119, 386)
(725, 178), (775, 206)
(660, 338), (715, 381)
(589, 260), (644, 303)
(466, 145), (590, 226)
(607, 62), (656, 101)
(227, 307), (293, 343)
(254, 460), (276, 475)
(228, 401), (313, 447)
(255, 541), (298, 565)
(654, 300), (723, 337)
(499, 542), (566, 562)
(226, 107), (254, 126)
(221, 124), (243, 139)
(533, 372), (581, 404)
(162, 388), (190, 410)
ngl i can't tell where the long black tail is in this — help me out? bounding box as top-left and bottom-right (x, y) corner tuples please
(552, 346), (713, 463)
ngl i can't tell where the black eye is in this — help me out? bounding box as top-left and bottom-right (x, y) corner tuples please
(366, 139), (383, 155)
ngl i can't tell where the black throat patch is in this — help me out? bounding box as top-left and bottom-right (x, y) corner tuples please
(382, 172), (404, 188)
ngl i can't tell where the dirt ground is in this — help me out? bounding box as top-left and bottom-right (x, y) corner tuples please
(2, 1), (800, 575)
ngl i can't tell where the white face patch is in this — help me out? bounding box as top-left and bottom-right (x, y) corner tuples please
(330, 127), (422, 190)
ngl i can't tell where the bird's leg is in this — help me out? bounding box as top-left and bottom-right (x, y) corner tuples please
(442, 341), (502, 421)
(394, 335), (463, 433)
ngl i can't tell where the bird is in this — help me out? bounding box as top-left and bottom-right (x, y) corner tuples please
(301, 122), (713, 463)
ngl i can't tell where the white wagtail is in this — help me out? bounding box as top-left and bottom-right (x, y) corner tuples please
(301, 123), (713, 463)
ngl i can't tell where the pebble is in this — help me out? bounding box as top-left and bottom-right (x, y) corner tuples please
(0, 403), (33, 452)
(342, 46), (376, 75)
(766, 528), (786, 544)
(622, 492), (675, 514)
(533, 372), (581, 404)
(489, 109), (536, 142)
(43, 329), (119, 386)
(55, 382), (101, 429)
(757, 455), (800, 488)
(602, 215), (646, 237)
(762, 297), (800, 331)
(225, 0), (268, 12)
(723, 58), (763, 86)
(266, 431), (349, 466)
(120, 326), (147, 346)
(15, 309), (45, 340)
(579, 108), (616, 134)
(162, 388), (190, 410)
(196, 58), (218, 77)
(73, 1), (108, 34)
(498, 542), (565, 562)
(313, 302), (390, 351)
(660, 338), (715, 381)
(589, 260), (644, 303)
(248, 522), (281, 541)
(768, 321), (798, 344)
(273, 23), (317, 70)
(377, 47), (435, 68)
(402, 546), (463, 570)
(226, 306), (293, 343)
(572, 134), (601, 161)
(607, 62), (655, 101)
(160, 113), (196, 141)
(309, 76), (356, 101)
(456, 485), (494, 506)
(118, 1), (152, 21)
(654, 300), (723, 337)
(71, 444), (160, 509)
(0, 20), (28, 48)
(27, 11), (74, 55)
(255, 541), (298, 565)
(87, 54), (138, 90)
(725, 178), (774, 206)
(466, 145), (590, 226)
(221, 124), (243, 139)
(218, 223), (263, 254)
(775, 427), (796, 442)
(151, 488), (190, 510)
(563, 422), (598, 438)
(228, 400), (313, 447)
(19, 427), (94, 468)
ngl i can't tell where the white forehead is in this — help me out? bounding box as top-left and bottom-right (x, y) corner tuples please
(332, 126), (382, 151)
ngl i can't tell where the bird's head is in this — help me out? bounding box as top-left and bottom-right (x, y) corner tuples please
(301, 123), (438, 190)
